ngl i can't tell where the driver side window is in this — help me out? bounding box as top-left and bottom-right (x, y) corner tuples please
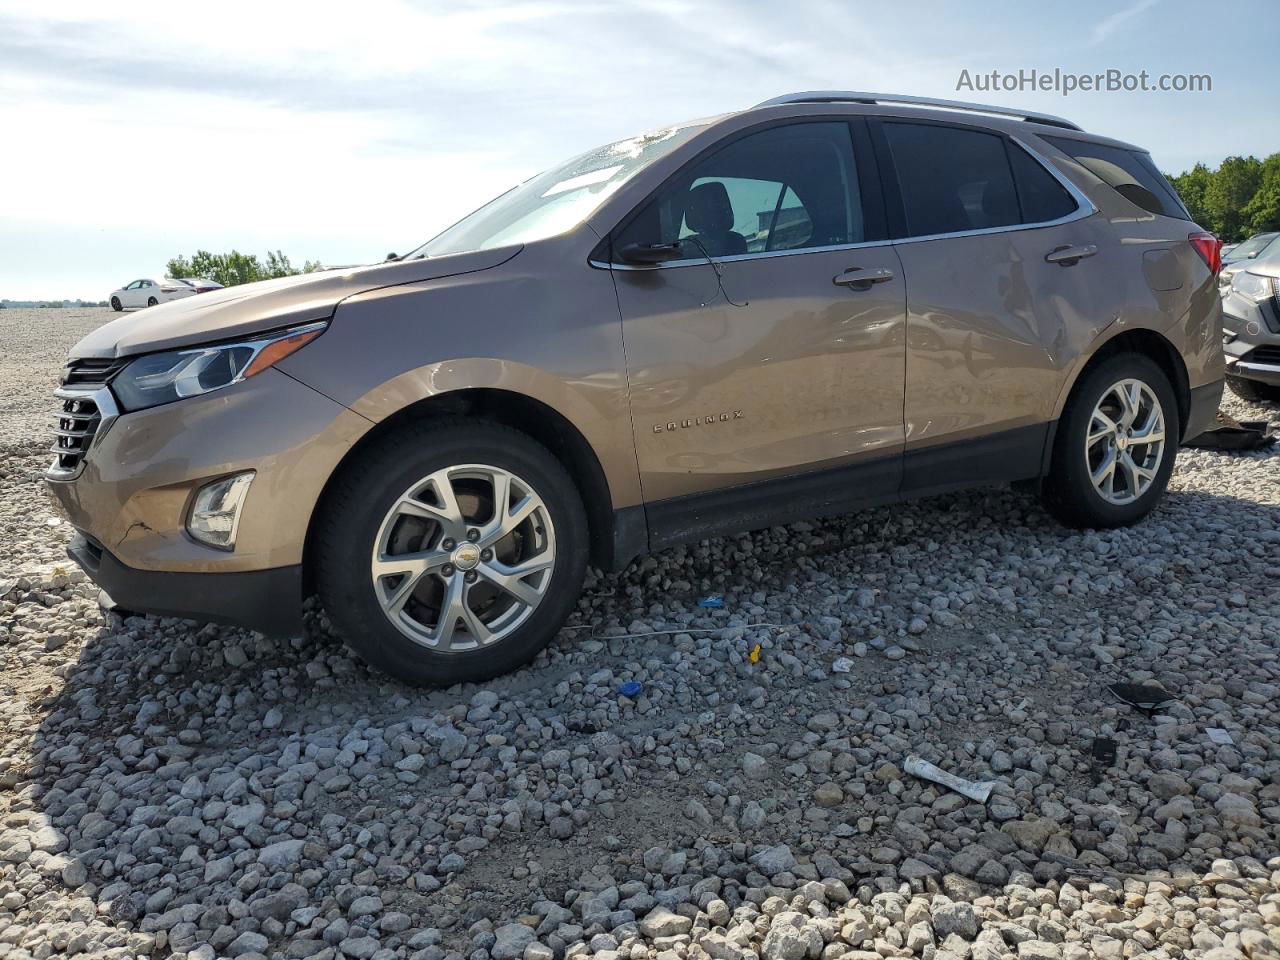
(614, 122), (863, 261)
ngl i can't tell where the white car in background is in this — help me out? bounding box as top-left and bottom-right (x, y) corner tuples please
(109, 277), (224, 311)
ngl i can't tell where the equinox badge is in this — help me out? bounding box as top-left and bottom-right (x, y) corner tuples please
(653, 410), (744, 433)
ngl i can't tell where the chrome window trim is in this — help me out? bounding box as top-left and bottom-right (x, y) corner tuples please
(591, 237), (895, 272)
(45, 385), (119, 481)
(593, 135), (1097, 272)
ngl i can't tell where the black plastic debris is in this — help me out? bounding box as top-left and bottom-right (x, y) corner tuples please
(1091, 737), (1117, 766)
(1184, 412), (1277, 451)
(1107, 681), (1177, 714)
(1089, 736), (1117, 784)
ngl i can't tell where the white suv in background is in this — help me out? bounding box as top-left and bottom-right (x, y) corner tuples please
(108, 278), (223, 311)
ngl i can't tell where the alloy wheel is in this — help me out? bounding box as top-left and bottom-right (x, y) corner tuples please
(370, 464), (556, 652)
(1085, 378), (1166, 505)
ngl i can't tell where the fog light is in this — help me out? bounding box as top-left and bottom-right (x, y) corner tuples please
(188, 472), (254, 549)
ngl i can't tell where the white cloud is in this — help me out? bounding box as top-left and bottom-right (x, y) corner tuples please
(1089, 0), (1160, 45)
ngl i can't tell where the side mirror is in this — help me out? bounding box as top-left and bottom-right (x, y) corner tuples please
(617, 242), (682, 265)
(385, 252), (399, 262)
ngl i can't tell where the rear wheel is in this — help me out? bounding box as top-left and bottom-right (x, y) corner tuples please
(315, 420), (589, 687)
(110, 296), (121, 311)
(146, 296), (158, 307)
(1041, 353), (1179, 528)
(1226, 374), (1280, 403)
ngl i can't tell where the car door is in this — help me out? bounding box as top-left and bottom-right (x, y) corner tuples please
(605, 119), (906, 546)
(871, 117), (1124, 495)
(121, 280), (143, 308)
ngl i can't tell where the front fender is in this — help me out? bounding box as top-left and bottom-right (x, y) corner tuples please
(275, 242), (641, 509)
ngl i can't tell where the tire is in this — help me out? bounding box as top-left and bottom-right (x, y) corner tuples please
(1226, 374), (1280, 403)
(110, 296), (122, 312)
(146, 296), (158, 307)
(315, 419), (589, 687)
(1041, 352), (1180, 529)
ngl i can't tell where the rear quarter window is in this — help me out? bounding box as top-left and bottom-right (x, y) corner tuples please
(1006, 143), (1077, 223)
(1042, 135), (1190, 221)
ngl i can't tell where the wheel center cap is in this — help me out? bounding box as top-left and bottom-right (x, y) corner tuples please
(451, 543), (481, 571)
(1116, 434), (1129, 452)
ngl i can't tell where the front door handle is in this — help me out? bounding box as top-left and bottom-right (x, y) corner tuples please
(834, 266), (895, 289)
(1044, 243), (1098, 266)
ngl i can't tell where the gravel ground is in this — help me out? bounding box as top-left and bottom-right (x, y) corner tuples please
(2, 307), (1279, 960)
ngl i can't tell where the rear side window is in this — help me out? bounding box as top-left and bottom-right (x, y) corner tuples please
(883, 122), (1020, 237)
(613, 121), (866, 259)
(1042, 135), (1190, 220)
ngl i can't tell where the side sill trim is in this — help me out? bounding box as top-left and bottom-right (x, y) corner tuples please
(638, 421), (1056, 557)
(646, 453), (902, 552)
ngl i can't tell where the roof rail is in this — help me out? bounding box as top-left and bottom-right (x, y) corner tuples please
(754, 91), (1082, 131)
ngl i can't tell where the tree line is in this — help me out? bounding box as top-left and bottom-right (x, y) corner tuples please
(165, 250), (322, 287)
(1169, 153), (1280, 242)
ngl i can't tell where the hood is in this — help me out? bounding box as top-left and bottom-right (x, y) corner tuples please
(73, 245), (522, 359)
(1234, 251), (1280, 278)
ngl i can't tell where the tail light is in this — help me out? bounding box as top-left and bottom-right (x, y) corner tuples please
(1188, 231), (1222, 275)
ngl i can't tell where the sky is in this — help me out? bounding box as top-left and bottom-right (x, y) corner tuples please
(2, 0), (1278, 300)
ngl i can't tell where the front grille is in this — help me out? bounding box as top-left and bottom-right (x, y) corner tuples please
(48, 359), (122, 480)
(60, 357), (127, 386)
(50, 393), (103, 476)
(1246, 344), (1280, 366)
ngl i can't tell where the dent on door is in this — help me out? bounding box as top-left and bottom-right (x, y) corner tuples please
(618, 249), (906, 503)
(897, 219), (1121, 451)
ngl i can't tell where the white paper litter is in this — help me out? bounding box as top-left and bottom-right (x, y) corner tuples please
(904, 755), (1001, 803)
(1206, 727), (1234, 745)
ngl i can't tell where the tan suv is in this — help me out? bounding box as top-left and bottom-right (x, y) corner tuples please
(47, 92), (1224, 686)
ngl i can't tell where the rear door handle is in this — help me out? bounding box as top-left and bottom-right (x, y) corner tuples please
(834, 266), (895, 289)
(1045, 243), (1098, 266)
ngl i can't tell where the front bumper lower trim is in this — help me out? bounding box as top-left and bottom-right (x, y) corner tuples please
(68, 533), (303, 636)
(1228, 359), (1280, 387)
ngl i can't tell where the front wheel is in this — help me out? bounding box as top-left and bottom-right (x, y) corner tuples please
(1041, 353), (1179, 528)
(1226, 374), (1280, 403)
(110, 296), (122, 311)
(315, 420), (589, 687)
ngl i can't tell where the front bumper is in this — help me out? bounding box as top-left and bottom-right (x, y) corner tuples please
(1222, 282), (1280, 386)
(69, 533), (303, 635)
(45, 367), (372, 631)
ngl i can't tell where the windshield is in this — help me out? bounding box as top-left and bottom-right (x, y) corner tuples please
(1228, 233), (1280, 260)
(405, 123), (705, 259)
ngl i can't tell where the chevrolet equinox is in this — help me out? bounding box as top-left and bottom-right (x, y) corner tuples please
(48, 92), (1224, 686)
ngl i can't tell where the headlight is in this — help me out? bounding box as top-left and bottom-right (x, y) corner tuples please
(112, 321), (326, 412)
(1230, 271), (1275, 304)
